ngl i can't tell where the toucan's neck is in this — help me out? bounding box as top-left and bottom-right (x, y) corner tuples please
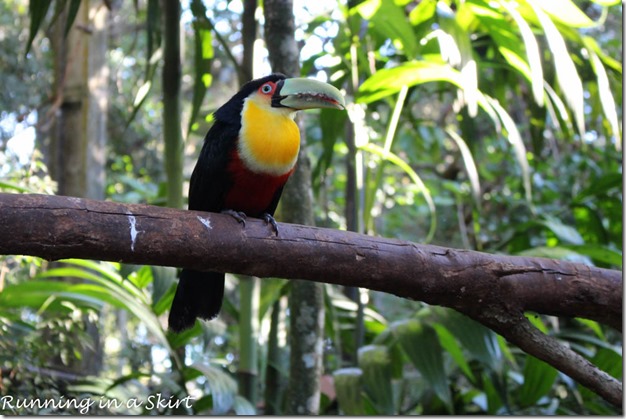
(237, 98), (300, 176)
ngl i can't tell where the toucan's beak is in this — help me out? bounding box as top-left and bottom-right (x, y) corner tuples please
(273, 78), (345, 110)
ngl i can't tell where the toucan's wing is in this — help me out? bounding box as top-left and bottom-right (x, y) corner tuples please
(188, 119), (238, 212)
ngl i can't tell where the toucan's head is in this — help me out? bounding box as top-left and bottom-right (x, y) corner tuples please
(214, 73), (345, 176)
(214, 73), (345, 125)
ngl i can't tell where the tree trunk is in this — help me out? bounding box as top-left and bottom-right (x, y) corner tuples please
(161, 0), (183, 210)
(264, 2), (325, 413)
(46, 0), (109, 376)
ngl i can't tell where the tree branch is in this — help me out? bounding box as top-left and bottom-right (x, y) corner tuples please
(0, 193), (622, 406)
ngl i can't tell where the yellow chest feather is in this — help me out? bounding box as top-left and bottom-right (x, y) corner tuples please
(238, 99), (300, 175)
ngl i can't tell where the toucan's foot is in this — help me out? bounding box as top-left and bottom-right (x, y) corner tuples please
(222, 209), (247, 227)
(262, 213), (279, 236)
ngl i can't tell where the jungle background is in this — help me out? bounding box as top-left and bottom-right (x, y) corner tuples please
(0, 0), (622, 415)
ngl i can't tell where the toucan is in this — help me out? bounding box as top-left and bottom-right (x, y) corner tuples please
(168, 73), (345, 332)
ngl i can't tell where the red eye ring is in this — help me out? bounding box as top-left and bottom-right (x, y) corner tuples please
(260, 83), (274, 94)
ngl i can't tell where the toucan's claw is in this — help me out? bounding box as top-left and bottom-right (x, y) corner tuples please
(262, 213), (279, 236)
(222, 209), (247, 227)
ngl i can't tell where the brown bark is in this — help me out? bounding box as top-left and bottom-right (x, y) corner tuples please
(0, 192), (622, 406)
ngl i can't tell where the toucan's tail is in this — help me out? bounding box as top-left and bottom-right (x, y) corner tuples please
(168, 269), (225, 333)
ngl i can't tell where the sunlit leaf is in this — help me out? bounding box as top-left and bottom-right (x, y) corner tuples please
(543, 81), (574, 133)
(588, 0), (620, 5)
(436, 2), (478, 116)
(528, 0), (585, 136)
(353, 0), (418, 57)
(485, 96), (532, 203)
(536, 0), (595, 28)
(574, 318), (605, 340)
(409, 0), (436, 26)
(499, 1), (544, 105)
(586, 47), (621, 150)
(0, 280), (80, 309)
(445, 129), (481, 208)
(358, 61), (460, 104)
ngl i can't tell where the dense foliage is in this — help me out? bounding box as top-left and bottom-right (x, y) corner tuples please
(0, 0), (622, 415)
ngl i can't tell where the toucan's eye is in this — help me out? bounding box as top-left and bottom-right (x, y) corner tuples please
(260, 83), (273, 94)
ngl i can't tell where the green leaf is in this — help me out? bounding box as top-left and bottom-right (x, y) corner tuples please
(577, 346), (622, 410)
(392, 320), (453, 410)
(357, 345), (395, 414)
(441, 310), (502, 373)
(259, 278), (288, 321)
(0, 181), (39, 193)
(333, 368), (366, 415)
(591, 347), (622, 380)
(409, 0), (436, 26)
(485, 96), (532, 203)
(187, 0), (214, 139)
(352, 0), (418, 57)
(588, 0), (620, 5)
(232, 395), (256, 415)
(432, 323), (476, 382)
(312, 106), (348, 191)
(153, 281), (176, 316)
(586, 47), (621, 150)
(539, 216), (584, 245)
(535, 0), (595, 28)
(63, 0), (82, 38)
(188, 363), (237, 414)
(481, 372), (504, 413)
(35, 260), (178, 368)
(26, 0), (52, 55)
(496, 0), (544, 105)
(564, 245), (622, 268)
(358, 61), (460, 104)
(528, 1), (585, 136)
(574, 172), (622, 201)
(167, 321), (202, 349)
(0, 280), (76, 309)
(518, 355), (558, 406)
(436, 2), (478, 116)
(515, 246), (592, 265)
(574, 318), (605, 340)
(359, 142), (437, 242)
(445, 129), (481, 208)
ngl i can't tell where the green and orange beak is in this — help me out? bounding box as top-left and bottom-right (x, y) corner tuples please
(272, 78), (346, 111)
